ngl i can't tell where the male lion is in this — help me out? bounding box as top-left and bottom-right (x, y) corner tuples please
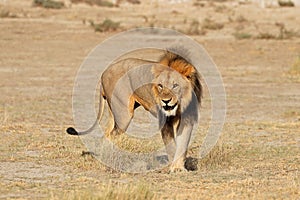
(67, 49), (202, 172)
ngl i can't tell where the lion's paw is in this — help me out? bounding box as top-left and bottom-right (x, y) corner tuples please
(169, 163), (187, 173)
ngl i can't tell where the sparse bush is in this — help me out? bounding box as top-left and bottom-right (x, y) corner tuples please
(33, 0), (65, 9)
(202, 18), (224, 30)
(233, 32), (252, 40)
(90, 18), (121, 32)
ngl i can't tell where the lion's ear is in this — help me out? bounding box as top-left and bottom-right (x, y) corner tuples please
(151, 64), (167, 78)
(180, 64), (195, 79)
(183, 65), (196, 78)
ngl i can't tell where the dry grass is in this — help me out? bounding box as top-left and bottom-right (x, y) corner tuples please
(283, 110), (300, 119)
(289, 56), (300, 75)
(0, 1), (300, 199)
(52, 182), (155, 200)
(196, 142), (233, 170)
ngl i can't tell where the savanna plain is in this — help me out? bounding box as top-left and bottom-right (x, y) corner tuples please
(0, 0), (299, 199)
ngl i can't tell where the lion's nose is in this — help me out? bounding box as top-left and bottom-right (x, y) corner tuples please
(162, 99), (171, 105)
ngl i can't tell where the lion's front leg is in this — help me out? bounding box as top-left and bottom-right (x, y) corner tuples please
(170, 124), (193, 173)
(161, 122), (176, 163)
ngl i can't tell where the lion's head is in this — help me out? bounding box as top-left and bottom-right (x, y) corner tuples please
(152, 65), (193, 117)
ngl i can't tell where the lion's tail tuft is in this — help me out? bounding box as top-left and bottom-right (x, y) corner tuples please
(66, 86), (105, 136)
(66, 127), (79, 135)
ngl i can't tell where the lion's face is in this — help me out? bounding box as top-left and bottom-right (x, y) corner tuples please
(152, 66), (193, 116)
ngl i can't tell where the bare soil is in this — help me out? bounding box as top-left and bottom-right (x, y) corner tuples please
(0, 0), (299, 199)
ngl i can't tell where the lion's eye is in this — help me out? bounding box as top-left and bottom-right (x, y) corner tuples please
(173, 83), (179, 89)
(158, 84), (163, 89)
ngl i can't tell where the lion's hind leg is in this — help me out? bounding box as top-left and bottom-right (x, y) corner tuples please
(105, 97), (135, 137)
(105, 105), (115, 137)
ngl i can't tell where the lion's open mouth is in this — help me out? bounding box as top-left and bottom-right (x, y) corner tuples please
(163, 103), (178, 111)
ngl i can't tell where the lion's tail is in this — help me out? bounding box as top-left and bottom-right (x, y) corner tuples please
(66, 87), (105, 136)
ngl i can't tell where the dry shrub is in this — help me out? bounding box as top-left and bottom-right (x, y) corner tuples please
(202, 18), (224, 30)
(90, 19), (121, 32)
(233, 32), (252, 40)
(278, 0), (294, 7)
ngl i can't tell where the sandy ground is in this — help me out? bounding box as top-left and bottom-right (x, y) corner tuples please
(0, 0), (299, 199)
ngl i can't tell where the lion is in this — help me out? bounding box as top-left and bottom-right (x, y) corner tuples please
(67, 49), (202, 172)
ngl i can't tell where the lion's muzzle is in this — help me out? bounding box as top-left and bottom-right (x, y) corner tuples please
(162, 103), (178, 111)
(161, 98), (178, 116)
